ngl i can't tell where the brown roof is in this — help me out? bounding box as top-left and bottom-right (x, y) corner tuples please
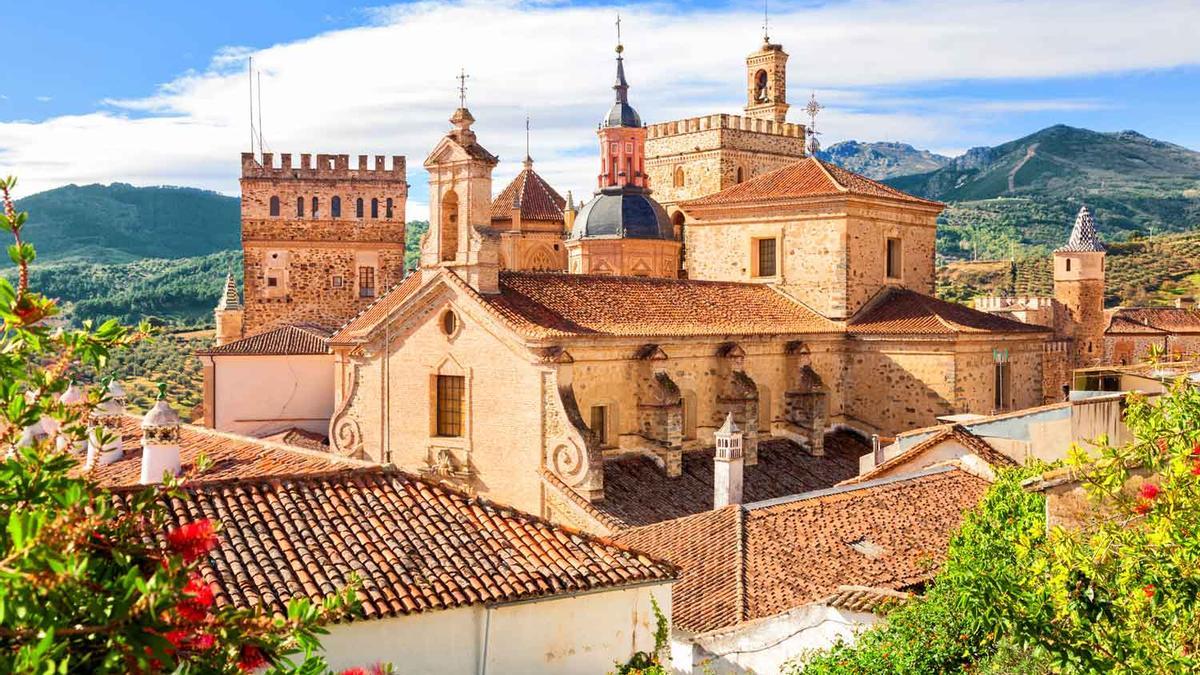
(1109, 307), (1200, 334)
(332, 271), (427, 342)
(849, 287), (1051, 336)
(615, 466), (989, 633)
(595, 433), (867, 529)
(200, 324), (331, 356)
(123, 467), (675, 619)
(259, 427), (329, 452)
(83, 415), (366, 488)
(840, 424), (1017, 486)
(683, 157), (942, 208)
(491, 165), (566, 222)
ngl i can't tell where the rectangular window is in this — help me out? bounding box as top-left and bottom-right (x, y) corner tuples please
(993, 361), (1010, 411)
(590, 405), (608, 446)
(358, 266), (375, 298)
(886, 238), (902, 279)
(331, 275), (344, 288)
(754, 238), (777, 277)
(266, 276), (279, 288)
(436, 375), (465, 437)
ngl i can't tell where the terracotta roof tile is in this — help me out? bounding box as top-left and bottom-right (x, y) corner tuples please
(82, 416), (366, 488)
(849, 287), (1050, 335)
(840, 424), (1016, 486)
(491, 165), (566, 223)
(683, 157), (942, 208)
(1109, 307), (1200, 334)
(116, 468), (676, 619)
(331, 271), (427, 342)
(616, 466), (988, 633)
(199, 324), (330, 356)
(596, 433), (867, 528)
(259, 427), (329, 452)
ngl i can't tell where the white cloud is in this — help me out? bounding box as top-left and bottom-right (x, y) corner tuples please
(0, 0), (1198, 210)
(34, 96), (52, 103)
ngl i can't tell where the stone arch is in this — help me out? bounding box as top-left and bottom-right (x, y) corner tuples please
(269, 196), (280, 217)
(673, 166), (686, 187)
(331, 195), (341, 218)
(526, 246), (556, 270)
(735, 166), (745, 184)
(440, 190), (460, 262)
(754, 69), (769, 102)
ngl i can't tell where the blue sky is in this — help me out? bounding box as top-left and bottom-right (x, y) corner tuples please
(3, 0), (1199, 216)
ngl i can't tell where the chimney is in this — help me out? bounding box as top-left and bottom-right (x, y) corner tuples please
(140, 385), (182, 485)
(57, 382), (87, 453)
(86, 379), (127, 468)
(872, 434), (884, 466)
(1176, 296), (1195, 310)
(713, 413), (744, 509)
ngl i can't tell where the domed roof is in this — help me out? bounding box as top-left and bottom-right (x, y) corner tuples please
(604, 100), (642, 129)
(570, 186), (673, 241)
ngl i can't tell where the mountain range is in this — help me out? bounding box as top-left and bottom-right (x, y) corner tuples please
(815, 141), (950, 180)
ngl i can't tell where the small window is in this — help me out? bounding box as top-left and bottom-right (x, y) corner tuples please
(735, 167), (745, 184)
(311, 196), (319, 218)
(269, 196), (280, 217)
(590, 405), (608, 446)
(356, 198), (364, 219)
(625, 142), (633, 154)
(436, 375), (465, 437)
(266, 276), (279, 288)
(754, 238), (777, 278)
(296, 197), (304, 217)
(441, 310), (457, 336)
(673, 167), (685, 188)
(371, 198), (379, 219)
(331, 196), (341, 218)
(886, 238), (902, 279)
(993, 361), (1010, 411)
(610, 143), (618, 154)
(1066, 258), (1072, 272)
(358, 266), (376, 298)
(386, 198), (394, 219)
(331, 275), (344, 288)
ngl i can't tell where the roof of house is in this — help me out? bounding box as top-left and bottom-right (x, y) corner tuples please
(1055, 206), (1105, 253)
(1108, 307), (1200, 334)
(491, 163), (566, 222)
(591, 432), (868, 529)
(839, 424), (1017, 486)
(258, 426), (329, 452)
(682, 157), (943, 209)
(614, 465), (989, 633)
(848, 287), (1051, 336)
(82, 415), (367, 488)
(118, 467), (676, 620)
(199, 324), (331, 356)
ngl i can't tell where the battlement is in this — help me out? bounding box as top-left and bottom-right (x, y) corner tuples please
(974, 295), (1056, 312)
(241, 152), (406, 180)
(647, 113), (804, 140)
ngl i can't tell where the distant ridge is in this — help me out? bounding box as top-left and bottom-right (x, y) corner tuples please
(815, 141), (950, 180)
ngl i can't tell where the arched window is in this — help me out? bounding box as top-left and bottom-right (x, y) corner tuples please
(296, 197), (304, 217)
(386, 198), (394, 219)
(735, 166), (745, 184)
(754, 69), (769, 103)
(331, 196), (341, 218)
(371, 198), (379, 219)
(269, 196), (280, 217)
(356, 198), (364, 219)
(673, 167), (685, 188)
(440, 191), (459, 262)
(311, 196), (319, 218)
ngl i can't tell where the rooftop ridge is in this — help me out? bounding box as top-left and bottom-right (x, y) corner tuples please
(742, 464), (960, 511)
(241, 152), (406, 178)
(647, 112), (805, 139)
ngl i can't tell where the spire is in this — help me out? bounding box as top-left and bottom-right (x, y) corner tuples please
(524, 115), (533, 169)
(602, 13), (642, 128)
(216, 274), (241, 311)
(1057, 205), (1105, 253)
(613, 13), (629, 104)
(762, 0), (770, 44)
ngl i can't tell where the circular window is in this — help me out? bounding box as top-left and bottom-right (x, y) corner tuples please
(441, 310), (458, 336)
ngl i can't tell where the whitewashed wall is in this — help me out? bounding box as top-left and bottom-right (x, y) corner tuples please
(210, 354), (333, 436)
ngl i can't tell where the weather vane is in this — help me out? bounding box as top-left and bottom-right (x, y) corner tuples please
(456, 68), (469, 108)
(615, 12), (623, 53)
(805, 91), (823, 154)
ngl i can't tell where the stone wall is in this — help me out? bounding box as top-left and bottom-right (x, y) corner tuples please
(566, 238), (681, 279)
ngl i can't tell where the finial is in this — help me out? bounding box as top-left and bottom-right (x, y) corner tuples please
(156, 382), (167, 401)
(525, 115), (532, 165)
(615, 12), (623, 53)
(763, 0), (770, 44)
(805, 91), (823, 154)
(456, 68), (469, 109)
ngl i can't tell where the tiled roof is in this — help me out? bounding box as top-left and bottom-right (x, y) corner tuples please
(1106, 314), (1168, 335)
(682, 157), (942, 208)
(331, 272), (427, 342)
(840, 424), (1016, 486)
(822, 585), (911, 613)
(82, 415), (366, 488)
(596, 433), (867, 529)
(120, 467), (676, 619)
(1055, 206), (1105, 253)
(216, 275), (241, 311)
(484, 271), (840, 338)
(1109, 307), (1200, 334)
(491, 164), (566, 222)
(615, 466), (989, 633)
(259, 427), (329, 452)
(200, 324), (331, 356)
(848, 287), (1051, 336)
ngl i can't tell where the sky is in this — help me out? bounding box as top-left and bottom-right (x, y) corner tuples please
(2, 0), (1199, 220)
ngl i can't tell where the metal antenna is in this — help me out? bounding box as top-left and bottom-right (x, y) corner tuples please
(256, 70), (264, 156)
(247, 57), (255, 155)
(456, 68), (469, 108)
(763, 0), (770, 43)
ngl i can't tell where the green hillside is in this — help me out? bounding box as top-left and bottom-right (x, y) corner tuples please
(883, 125), (1200, 258)
(14, 183), (240, 263)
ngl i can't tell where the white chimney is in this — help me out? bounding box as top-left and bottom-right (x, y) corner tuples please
(140, 386), (182, 484)
(56, 382), (87, 453)
(872, 434), (884, 466)
(714, 413), (744, 509)
(86, 379), (127, 468)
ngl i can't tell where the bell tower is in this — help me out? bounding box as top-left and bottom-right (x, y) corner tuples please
(745, 37), (789, 123)
(1053, 206), (1107, 368)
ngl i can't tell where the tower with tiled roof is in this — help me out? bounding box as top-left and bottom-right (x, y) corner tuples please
(213, 274), (244, 347)
(490, 128), (568, 271)
(1054, 206), (1107, 367)
(565, 27), (681, 279)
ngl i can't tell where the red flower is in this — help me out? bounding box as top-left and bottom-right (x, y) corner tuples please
(1144, 584), (1156, 598)
(1134, 500), (1152, 515)
(165, 628), (190, 648)
(166, 520), (218, 562)
(175, 575), (215, 623)
(1192, 441), (1200, 458)
(1140, 483), (1160, 501)
(1191, 460), (1200, 476)
(1157, 438), (1170, 455)
(192, 632), (216, 650)
(238, 645), (267, 672)
(339, 667), (387, 675)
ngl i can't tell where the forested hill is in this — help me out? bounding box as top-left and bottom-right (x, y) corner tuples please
(14, 183), (240, 263)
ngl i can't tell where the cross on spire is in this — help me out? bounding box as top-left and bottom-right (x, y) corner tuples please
(456, 68), (469, 108)
(524, 115), (533, 167)
(615, 12), (624, 53)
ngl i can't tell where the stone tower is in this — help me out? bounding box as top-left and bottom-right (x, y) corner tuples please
(239, 152), (408, 335)
(744, 40), (789, 123)
(213, 274), (244, 346)
(421, 104), (501, 292)
(1053, 206), (1107, 367)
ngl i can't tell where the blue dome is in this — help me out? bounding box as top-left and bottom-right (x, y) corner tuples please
(570, 186), (673, 241)
(603, 100), (642, 129)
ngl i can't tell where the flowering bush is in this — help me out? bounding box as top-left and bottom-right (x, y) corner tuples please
(0, 177), (357, 673)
